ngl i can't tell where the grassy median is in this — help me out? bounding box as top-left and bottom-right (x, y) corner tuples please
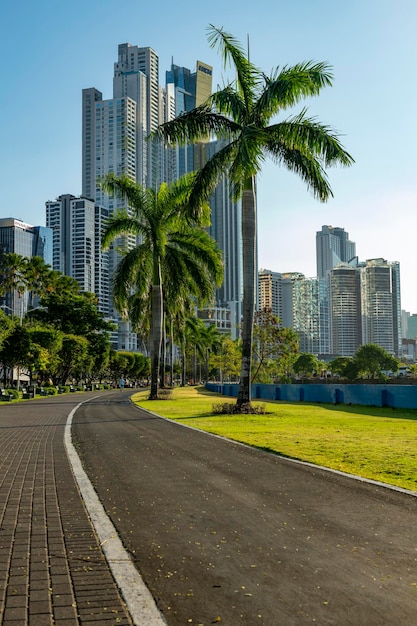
(131, 385), (417, 493)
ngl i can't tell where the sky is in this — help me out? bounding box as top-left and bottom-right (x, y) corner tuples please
(2, 0), (417, 310)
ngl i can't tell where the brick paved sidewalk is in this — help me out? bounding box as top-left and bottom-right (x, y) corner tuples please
(0, 395), (134, 626)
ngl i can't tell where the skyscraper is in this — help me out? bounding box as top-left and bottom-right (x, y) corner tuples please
(329, 264), (362, 356)
(0, 218), (53, 318)
(258, 269), (282, 317)
(80, 45), (244, 345)
(360, 258), (401, 356)
(82, 44), (163, 349)
(316, 225), (357, 356)
(316, 225), (356, 278)
(46, 195), (95, 293)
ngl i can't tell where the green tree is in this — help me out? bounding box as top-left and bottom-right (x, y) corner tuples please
(55, 334), (90, 385)
(209, 337), (241, 382)
(353, 344), (399, 379)
(87, 332), (111, 382)
(328, 356), (353, 378)
(32, 290), (113, 336)
(198, 322), (223, 381)
(23, 256), (53, 308)
(154, 25), (353, 410)
(293, 352), (319, 379)
(0, 325), (31, 387)
(101, 173), (223, 400)
(25, 325), (63, 385)
(0, 309), (13, 350)
(252, 309), (298, 383)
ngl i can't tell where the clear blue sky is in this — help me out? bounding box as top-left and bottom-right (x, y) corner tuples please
(2, 0), (417, 310)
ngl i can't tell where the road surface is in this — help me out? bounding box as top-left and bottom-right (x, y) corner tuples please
(72, 391), (417, 625)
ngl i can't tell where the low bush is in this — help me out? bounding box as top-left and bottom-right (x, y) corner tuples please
(212, 401), (266, 415)
(5, 388), (19, 399)
(157, 389), (173, 400)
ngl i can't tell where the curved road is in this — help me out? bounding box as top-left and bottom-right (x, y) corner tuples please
(72, 391), (417, 625)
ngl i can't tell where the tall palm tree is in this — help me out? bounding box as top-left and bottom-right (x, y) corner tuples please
(101, 172), (223, 400)
(154, 25), (354, 410)
(0, 252), (28, 320)
(23, 256), (53, 309)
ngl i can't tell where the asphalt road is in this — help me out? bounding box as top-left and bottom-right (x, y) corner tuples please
(72, 391), (417, 625)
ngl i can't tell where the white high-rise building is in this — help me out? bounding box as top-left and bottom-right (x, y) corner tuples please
(45, 195), (112, 315)
(258, 269), (282, 317)
(46, 195), (96, 294)
(360, 258), (401, 356)
(82, 45), (162, 350)
(316, 225), (356, 279)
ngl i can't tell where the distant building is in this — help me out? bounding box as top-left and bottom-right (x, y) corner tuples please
(329, 264), (362, 356)
(316, 225), (356, 279)
(258, 269), (282, 317)
(359, 258), (401, 356)
(0, 217), (53, 317)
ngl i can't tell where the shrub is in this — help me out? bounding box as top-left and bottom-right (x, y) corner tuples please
(212, 401), (266, 415)
(5, 388), (19, 399)
(157, 389), (173, 400)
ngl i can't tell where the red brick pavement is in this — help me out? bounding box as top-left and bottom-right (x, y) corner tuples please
(0, 394), (134, 626)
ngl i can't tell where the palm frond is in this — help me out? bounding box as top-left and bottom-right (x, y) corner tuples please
(254, 61), (334, 121)
(153, 105), (239, 145)
(101, 211), (144, 250)
(110, 246), (151, 315)
(188, 140), (239, 209)
(207, 25), (260, 108)
(209, 86), (246, 126)
(267, 143), (334, 202)
(266, 111), (354, 167)
(100, 173), (147, 210)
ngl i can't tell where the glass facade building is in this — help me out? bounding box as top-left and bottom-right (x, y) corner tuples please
(0, 218), (53, 317)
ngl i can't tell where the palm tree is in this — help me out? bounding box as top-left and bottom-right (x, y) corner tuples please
(154, 25), (354, 411)
(101, 173), (223, 400)
(0, 252), (28, 320)
(23, 256), (53, 309)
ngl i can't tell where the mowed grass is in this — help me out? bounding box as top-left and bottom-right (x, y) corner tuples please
(132, 386), (417, 493)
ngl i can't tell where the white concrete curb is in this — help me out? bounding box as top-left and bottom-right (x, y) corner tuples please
(64, 397), (166, 626)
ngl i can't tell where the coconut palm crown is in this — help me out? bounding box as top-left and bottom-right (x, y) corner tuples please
(101, 172), (223, 400)
(153, 24), (354, 410)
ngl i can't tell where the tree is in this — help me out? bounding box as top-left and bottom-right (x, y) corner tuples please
(0, 309), (13, 350)
(209, 337), (241, 382)
(0, 325), (31, 386)
(328, 356), (354, 378)
(251, 309), (298, 383)
(31, 290), (113, 336)
(25, 325), (63, 385)
(55, 334), (90, 385)
(23, 256), (53, 308)
(154, 25), (353, 411)
(198, 322), (223, 381)
(101, 173), (223, 400)
(353, 344), (398, 379)
(293, 352), (319, 379)
(0, 252), (28, 320)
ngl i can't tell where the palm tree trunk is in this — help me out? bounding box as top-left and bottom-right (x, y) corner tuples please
(237, 179), (256, 410)
(149, 264), (163, 400)
(159, 314), (166, 388)
(170, 321), (174, 386)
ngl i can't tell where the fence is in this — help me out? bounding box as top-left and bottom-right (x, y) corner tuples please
(205, 382), (417, 410)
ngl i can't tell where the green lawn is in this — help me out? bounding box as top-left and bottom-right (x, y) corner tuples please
(132, 386), (417, 493)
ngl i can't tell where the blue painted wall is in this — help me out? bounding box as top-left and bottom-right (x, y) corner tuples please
(205, 382), (417, 409)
